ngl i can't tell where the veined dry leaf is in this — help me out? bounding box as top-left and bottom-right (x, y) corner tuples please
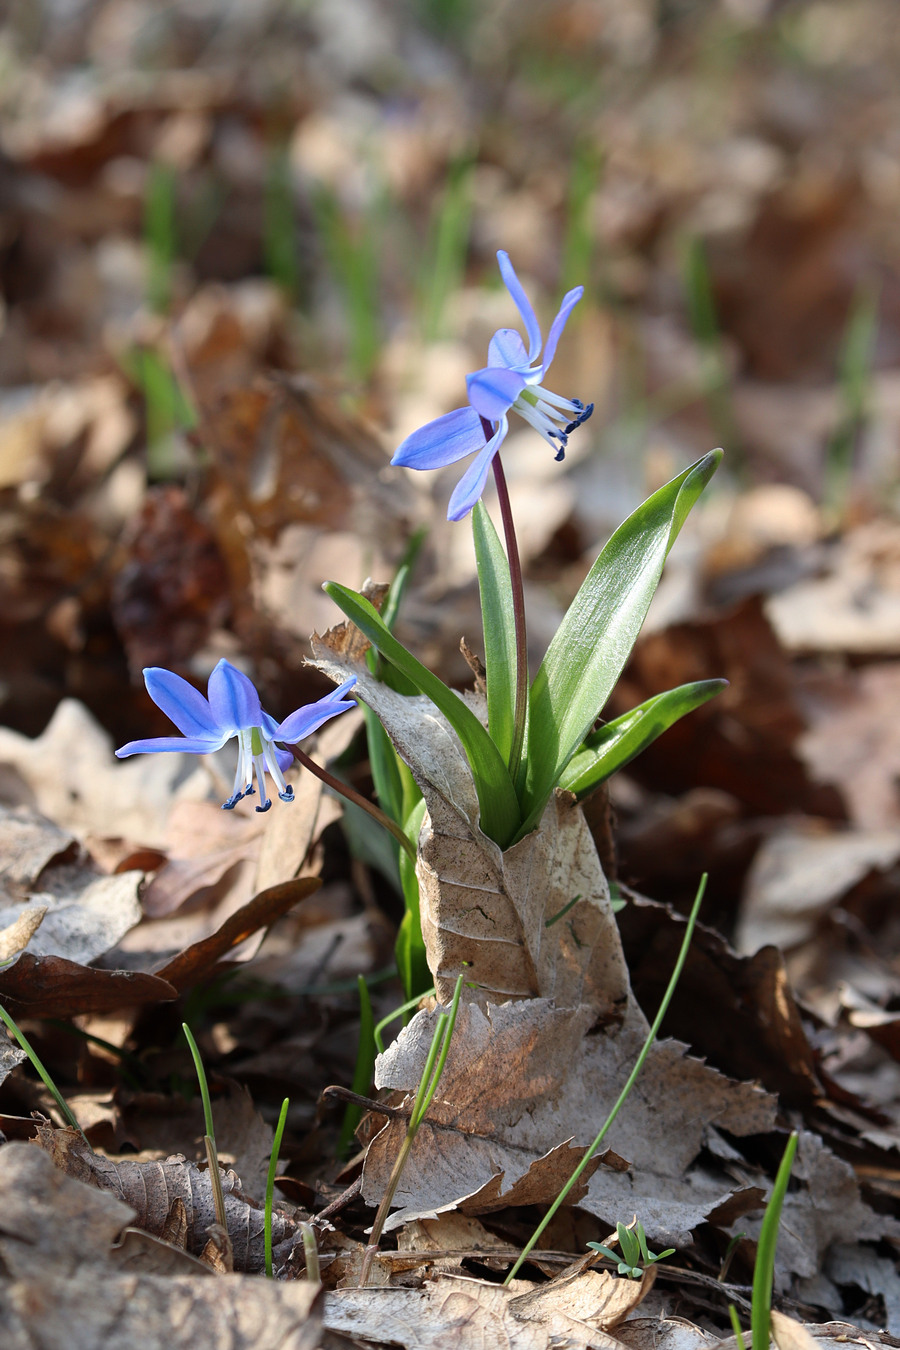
(324, 1275), (626, 1350)
(310, 644), (630, 1017)
(33, 1126), (303, 1273)
(509, 1265), (656, 1331)
(0, 1143), (322, 1350)
(0, 1036), (28, 1087)
(367, 997), (774, 1242)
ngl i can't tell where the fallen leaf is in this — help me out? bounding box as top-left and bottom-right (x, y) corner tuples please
(0, 954), (176, 1019)
(324, 1275), (625, 1349)
(0, 1143), (323, 1350)
(152, 876), (321, 991)
(34, 1125), (303, 1273)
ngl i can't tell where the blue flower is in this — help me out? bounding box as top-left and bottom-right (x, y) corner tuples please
(115, 659), (357, 813)
(392, 250), (593, 520)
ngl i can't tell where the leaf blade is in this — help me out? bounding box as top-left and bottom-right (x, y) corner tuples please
(323, 581), (521, 847)
(559, 679), (726, 798)
(519, 449), (721, 833)
(472, 500), (520, 766)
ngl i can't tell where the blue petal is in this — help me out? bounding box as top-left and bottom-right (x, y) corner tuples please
(487, 328), (530, 372)
(143, 668), (219, 738)
(392, 407), (485, 471)
(497, 251), (542, 363)
(207, 659), (262, 734)
(115, 735), (225, 758)
(466, 366), (525, 421)
(541, 285), (584, 374)
(447, 418), (508, 521)
(275, 677), (358, 743)
(275, 747), (294, 773)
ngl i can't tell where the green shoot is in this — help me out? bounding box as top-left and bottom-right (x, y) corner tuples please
(145, 160), (178, 315)
(561, 141), (602, 299)
(741, 1131), (799, 1350)
(338, 977), (376, 1158)
(730, 1304), (748, 1350)
(824, 285), (879, 515)
(264, 1097), (290, 1278)
(683, 236), (740, 474)
(264, 142), (300, 304)
(0, 1002), (87, 1141)
(358, 972), (465, 1287)
(182, 1023), (228, 1234)
(587, 1218), (675, 1279)
(299, 1221), (320, 1283)
(312, 184), (383, 384)
(505, 873), (707, 1283)
(420, 152), (473, 342)
(374, 983), (436, 1054)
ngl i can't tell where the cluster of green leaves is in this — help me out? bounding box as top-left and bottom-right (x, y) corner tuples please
(587, 1220), (674, 1279)
(327, 449), (724, 853)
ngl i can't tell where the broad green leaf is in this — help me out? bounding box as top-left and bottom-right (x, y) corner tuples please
(517, 449), (721, 838)
(396, 797), (429, 1000)
(472, 500), (520, 766)
(559, 680), (726, 797)
(324, 582), (521, 847)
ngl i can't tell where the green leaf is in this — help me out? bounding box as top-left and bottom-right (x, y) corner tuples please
(559, 680), (726, 797)
(363, 703), (406, 827)
(472, 500), (521, 766)
(517, 450), (721, 839)
(324, 582), (521, 847)
(396, 797), (430, 1001)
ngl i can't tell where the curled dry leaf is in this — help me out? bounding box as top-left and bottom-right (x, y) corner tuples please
(0, 954), (176, 1020)
(310, 642), (631, 1017)
(0, 1143), (323, 1350)
(33, 1125), (304, 1274)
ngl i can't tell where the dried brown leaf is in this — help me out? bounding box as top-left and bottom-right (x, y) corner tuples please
(0, 954), (176, 1019)
(152, 876), (320, 991)
(33, 1126), (302, 1273)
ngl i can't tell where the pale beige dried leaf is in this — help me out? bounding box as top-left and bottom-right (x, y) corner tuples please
(771, 1311), (822, 1350)
(324, 1275), (626, 1349)
(510, 1265), (656, 1331)
(0, 699), (210, 846)
(309, 647), (630, 1015)
(1, 863), (143, 968)
(0, 805), (75, 892)
(0, 903), (48, 960)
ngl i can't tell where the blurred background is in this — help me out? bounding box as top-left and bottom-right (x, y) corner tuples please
(1, 0), (900, 972)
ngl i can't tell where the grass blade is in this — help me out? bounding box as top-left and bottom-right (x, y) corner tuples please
(752, 1132), (799, 1350)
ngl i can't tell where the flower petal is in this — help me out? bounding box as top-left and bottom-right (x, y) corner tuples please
(541, 285), (584, 375)
(207, 659), (263, 734)
(143, 668), (219, 738)
(497, 251), (542, 362)
(466, 366), (525, 421)
(275, 678), (358, 743)
(392, 406), (485, 471)
(115, 735), (225, 758)
(487, 327), (530, 372)
(447, 418), (508, 521)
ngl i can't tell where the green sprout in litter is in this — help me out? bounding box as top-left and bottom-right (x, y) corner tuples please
(587, 1218), (675, 1279)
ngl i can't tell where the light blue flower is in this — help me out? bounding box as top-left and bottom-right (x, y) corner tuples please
(392, 250), (593, 520)
(116, 659), (357, 812)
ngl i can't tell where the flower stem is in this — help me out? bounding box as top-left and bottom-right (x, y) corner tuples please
(289, 745), (417, 862)
(486, 432), (528, 777)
